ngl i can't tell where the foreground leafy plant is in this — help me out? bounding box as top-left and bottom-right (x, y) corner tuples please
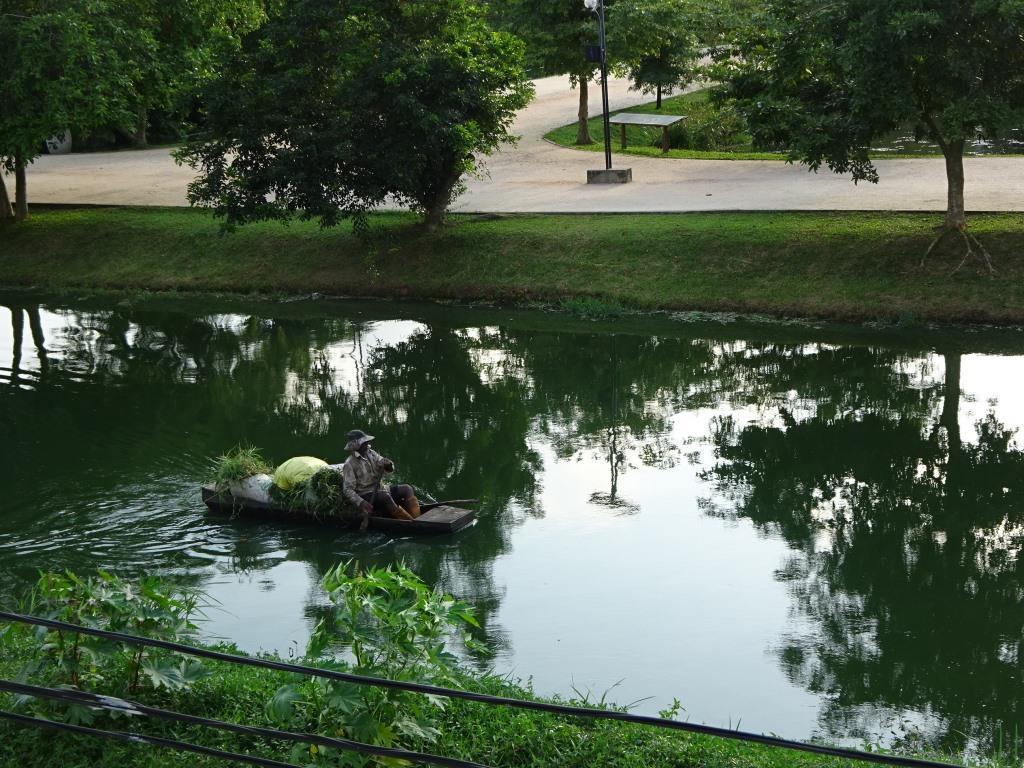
(3, 570), (208, 724)
(266, 562), (485, 766)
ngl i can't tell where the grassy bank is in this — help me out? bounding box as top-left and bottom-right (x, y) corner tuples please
(4, 207), (1024, 324)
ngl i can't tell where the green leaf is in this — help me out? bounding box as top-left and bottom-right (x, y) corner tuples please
(64, 702), (97, 726)
(394, 717), (440, 743)
(265, 683), (302, 725)
(141, 657), (185, 690)
(326, 682), (363, 715)
(179, 659), (210, 685)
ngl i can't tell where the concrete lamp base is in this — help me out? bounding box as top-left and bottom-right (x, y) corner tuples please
(587, 168), (632, 184)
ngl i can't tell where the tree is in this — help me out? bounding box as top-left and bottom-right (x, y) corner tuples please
(178, 0), (532, 231)
(0, 0), (135, 221)
(718, 0), (1024, 262)
(610, 0), (700, 109)
(116, 0), (264, 148)
(506, 0), (607, 144)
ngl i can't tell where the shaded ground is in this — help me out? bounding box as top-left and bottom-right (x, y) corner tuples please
(5, 76), (1024, 213)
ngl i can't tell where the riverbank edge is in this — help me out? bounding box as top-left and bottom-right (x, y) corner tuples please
(3, 206), (1024, 326)
(0, 630), (988, 768)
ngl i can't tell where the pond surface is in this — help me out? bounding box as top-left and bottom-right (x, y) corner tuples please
(870, 126), (1024, 156)
(3, 291), (1024, 756)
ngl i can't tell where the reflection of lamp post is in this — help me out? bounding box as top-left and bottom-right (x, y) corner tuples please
(584, 0), (632, 184)
(588, 334), (640, 515)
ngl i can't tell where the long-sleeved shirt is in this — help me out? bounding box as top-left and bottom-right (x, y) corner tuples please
(341, 448), (393, 507)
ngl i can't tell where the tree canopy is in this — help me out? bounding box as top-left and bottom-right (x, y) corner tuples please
(0, 0), (262, 220)
(718, 0), (1024, 241)
(503, 0), (609, 144)
(609, 0), (700, 109)
(177, 0), (533, 230)
(116, 0), (265, 147)
(0, 0), (135, 220)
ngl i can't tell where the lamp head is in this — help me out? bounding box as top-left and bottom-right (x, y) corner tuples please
(584, 0), (598, 10)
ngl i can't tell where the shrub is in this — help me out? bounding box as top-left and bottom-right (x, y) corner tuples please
(660, 96), (752, 152)
(265, 562), (485, 765)
(2, 570), (207, 724)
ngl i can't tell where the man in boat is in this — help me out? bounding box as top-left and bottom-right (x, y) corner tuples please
(341, 429), (421, 529)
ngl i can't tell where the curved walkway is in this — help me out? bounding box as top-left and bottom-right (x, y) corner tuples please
(10, 75), (1024, 213)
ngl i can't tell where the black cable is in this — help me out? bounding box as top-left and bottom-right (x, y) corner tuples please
(0, 610), (962, 768)
(0, 679), (490, 768)
(0, 709), (301, 768)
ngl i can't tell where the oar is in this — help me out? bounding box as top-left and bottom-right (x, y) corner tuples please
(420, 499), (480, 511)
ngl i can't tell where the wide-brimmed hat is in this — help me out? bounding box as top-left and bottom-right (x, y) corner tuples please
(345, 429), (375, 452)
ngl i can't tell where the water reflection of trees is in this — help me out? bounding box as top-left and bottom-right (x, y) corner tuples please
(2, 300), (727, 630)
(704, 342), (1024, 753)
(7, 297), (1024, 750)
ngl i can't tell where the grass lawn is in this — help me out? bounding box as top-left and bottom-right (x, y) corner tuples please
(544, 89), (785, 161)
(3, 206), (1024, 325)
(544, 88), (1022, 161)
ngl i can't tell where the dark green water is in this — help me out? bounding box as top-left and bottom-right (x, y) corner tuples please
(3, 291), (1024, 756)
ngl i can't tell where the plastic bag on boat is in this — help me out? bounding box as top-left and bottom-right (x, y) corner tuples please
(272, 456), (328, 490)
(229, 474), (274, 504)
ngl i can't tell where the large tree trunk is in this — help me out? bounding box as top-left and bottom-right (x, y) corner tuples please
(14, 154), (28, 221)
(133, 105), (148, 148)
(941, 351), (963, 506)
(920, 129), (991, 271)
(424, 199), (446, 232)
(576, 78), (593, 145)
(656, 84), (662, 110)
(0, 173), (11, 219)
(422, 169), (461, 232)
(26, 305), (49, 376)
(941, 352), (961, 455)
(943, 140), (966, 230)
(11, 308), (24, 387)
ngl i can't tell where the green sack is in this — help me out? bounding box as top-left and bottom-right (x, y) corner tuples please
(272, 456), (328, 491)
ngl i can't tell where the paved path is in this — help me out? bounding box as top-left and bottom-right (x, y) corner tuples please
(8, 75), (1024, 213)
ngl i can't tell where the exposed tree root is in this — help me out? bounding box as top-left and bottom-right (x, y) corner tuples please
(920, 227), (954, 267)
(953, 229), (996, 275)
(920, 224), (996, 276)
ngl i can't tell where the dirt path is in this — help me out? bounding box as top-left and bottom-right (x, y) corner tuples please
(9, 75), (1024, 213)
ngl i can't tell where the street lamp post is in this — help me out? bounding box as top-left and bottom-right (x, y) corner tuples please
(584, 0), (631, 184)
(584, 0), (613, 171)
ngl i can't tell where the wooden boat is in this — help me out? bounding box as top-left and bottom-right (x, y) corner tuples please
(201, 485), (476, 535)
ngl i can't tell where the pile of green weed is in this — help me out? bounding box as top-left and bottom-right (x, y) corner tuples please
(308, 467), (347, 511)
(207, 445), (272, 490)
(268, 467), (354, 521)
